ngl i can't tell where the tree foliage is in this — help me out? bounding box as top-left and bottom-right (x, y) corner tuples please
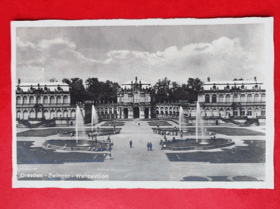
(152, 77), (203, 103)
(62, 78), (87, 105)
(85, 77), (120, 103)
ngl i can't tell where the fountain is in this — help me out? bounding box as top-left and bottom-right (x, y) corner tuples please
(42, 104), (112, 153)
(162, 102), (235, 151)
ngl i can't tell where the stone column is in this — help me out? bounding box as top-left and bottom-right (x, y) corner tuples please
(140, 107), (145, 119)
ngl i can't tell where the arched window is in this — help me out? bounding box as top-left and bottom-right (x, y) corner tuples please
(37, 110), (42, 118)
(261, 93), (266, 102)
(247, 108), (252, 116)
(17, 110), (21, 119)
(212, 94), (217, 103)
(240, 94), (246, 102)
(23, 96), (28, 104)
(225, 94), (231, 103)
(71, 110), (76, 118)
(205, 94), (210, 103)
(226, 108), (231, 116)
(30, 110), (35, 118)
(57, 96), (62, 104)
(57, 110), (62, 117)
(233, 94), (238, 102)
(63, 110), (68, 118)
(16, 96), (21, 104)
(219, 109), (224, 116)
(205, 108), (211, 116)
(261, 108), (266, 116)
(43, 96), (48, 104)
(247, 94), (252, 102)
(218, 95), (224, 103)
(212, 108), (218, 116)
(23, 110), (28, 119)
(241, 108), (246, 116)
(30, 96), (35, 104)
(254, 94), (259, 102)
(37, 96), (41, 104)
(44, 110), (49, 119)
(233, 109), (238, 117)
(50, 110), (55, 119)
(50, 96), (55, 104)
(63, 96), (68, 104)
(255, 108), (260, 117)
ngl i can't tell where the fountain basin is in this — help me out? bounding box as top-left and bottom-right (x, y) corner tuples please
(162, 138), (235, 151)
(43, 139), (112, 153)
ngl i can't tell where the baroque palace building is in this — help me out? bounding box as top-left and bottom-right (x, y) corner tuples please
(15, 80), (76, 127)
(16, 76), (266, 127)
(194, 77), (266, 119)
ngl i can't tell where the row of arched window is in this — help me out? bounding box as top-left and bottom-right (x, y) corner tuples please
(16, 95), (69, 105)
(16, 109), (75, 120)
(189, 107), (265, 117)
(205, 93), (266, 103)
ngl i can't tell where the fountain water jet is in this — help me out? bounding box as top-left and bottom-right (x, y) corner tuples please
(75, 105), (86, 143)
(179, 106), (184, 132)
(196, 101), (208, 144)
(91, 105), (98, 132)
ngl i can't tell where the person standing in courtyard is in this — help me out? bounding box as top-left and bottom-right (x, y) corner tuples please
(130, 140), (132, 148)
(150, 142), (153, 151)
(147, 142), (149, 151)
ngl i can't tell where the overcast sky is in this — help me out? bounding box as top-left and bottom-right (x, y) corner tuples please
(16, 23), (266, 85)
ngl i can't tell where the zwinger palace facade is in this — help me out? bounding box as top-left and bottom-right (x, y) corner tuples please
(16, 76), (266, 126)
(15, 80), (76, 127)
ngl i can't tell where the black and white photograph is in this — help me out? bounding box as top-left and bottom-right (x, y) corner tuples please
(11, 18), (274, 188)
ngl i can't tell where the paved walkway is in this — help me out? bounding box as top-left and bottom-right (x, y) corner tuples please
(16, 120), (266, 181)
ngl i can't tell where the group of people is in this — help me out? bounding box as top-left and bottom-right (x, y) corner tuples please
(147, 142), (153, 151)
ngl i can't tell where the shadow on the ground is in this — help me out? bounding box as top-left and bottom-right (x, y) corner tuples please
(166, 140), (265, 163)
(181, 175), (262, 181)
(17, 141), (106, 164)
(17, 128), (121, 137)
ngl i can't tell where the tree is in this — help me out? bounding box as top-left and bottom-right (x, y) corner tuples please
(85, 77), (120, 103)
(62, 78), (87, 104)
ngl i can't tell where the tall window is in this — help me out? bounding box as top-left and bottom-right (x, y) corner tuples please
(63, 96), (68, 104)
(205, 94), (210, 103)
(16, 96), (21, 104)
(57, 96), (62, 104)
(23, 96), (28, 104)
(218, 95), (224, 102)
(240, 94), (246, 102)
(261, 93), (266, 102)
(50, 96), (55, 104)
(247, 108), (252, 116)
(241, 108), (246, 116)
(134, 93), (140, 103)
(233, 94), (238, 102)
(37, 96), (41, 104)
(212, 94), (217, 103)
(261, 108), (266, 116)
(247, 94), (252, 102)
(254, 94), (259, 102)
(43, 96), (48, 104)
(225, 94), (231, 103)
(30, 96), (35, 104)
(124, 94), (128, 103)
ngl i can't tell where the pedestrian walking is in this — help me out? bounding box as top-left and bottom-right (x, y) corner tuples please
(150, 142), (153, 151)
(147, 142), (149, 151)
(129, 140), (132, 148)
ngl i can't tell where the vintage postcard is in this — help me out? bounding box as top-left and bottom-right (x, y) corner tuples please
(11, 17), (274, 188)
